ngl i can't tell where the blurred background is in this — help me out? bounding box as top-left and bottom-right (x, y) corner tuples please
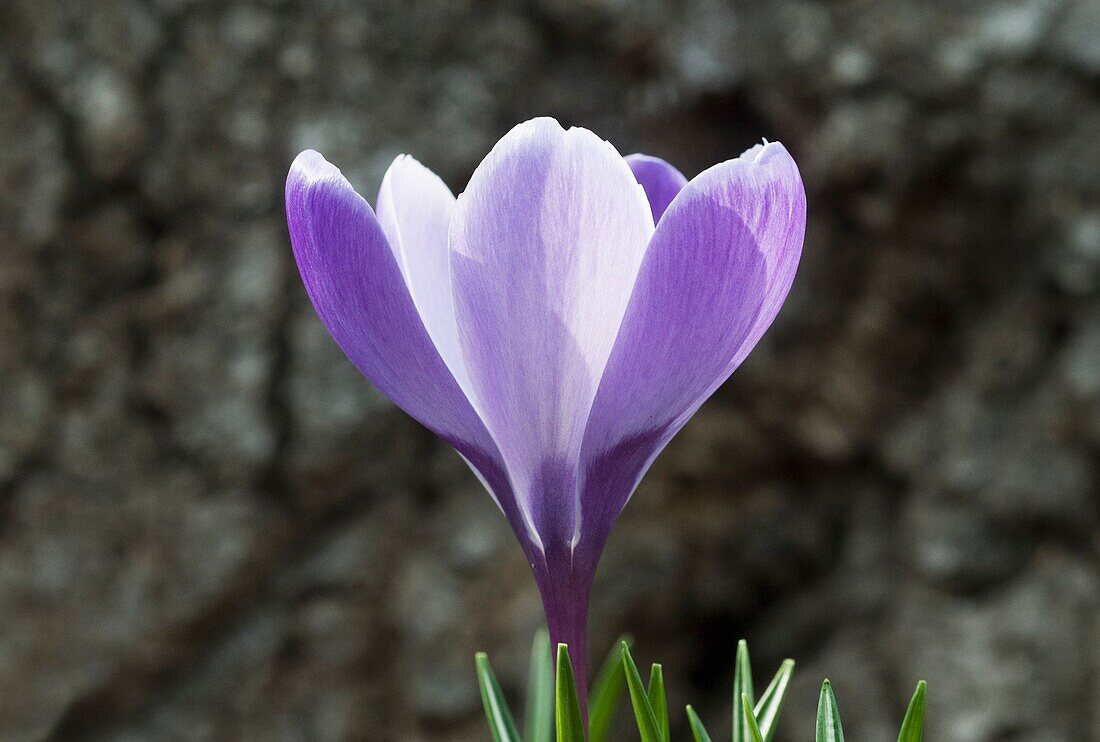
(2, 0), (1099, 739)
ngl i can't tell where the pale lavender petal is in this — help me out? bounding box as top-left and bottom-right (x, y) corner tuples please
(375, 155), (468, 390)
(449, 118), (655, 551)
(579, 142), (807, 547)
(286, 150), (533, 553)
(626, 153), (688, 222)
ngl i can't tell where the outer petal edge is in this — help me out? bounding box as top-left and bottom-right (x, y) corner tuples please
(286, 150), (539, 554)
(577, 141), (808, 550)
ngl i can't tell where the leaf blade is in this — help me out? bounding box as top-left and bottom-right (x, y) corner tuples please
(476, 652), (523, 742)
(686, 705), (713, 742)
(588, 636), (630, 742)
(525, 629), (554, 742)
(896, 680), (927, 742)
(742, 693), (765, 742)
(732, 640), (755, 742)
(621, 642), (663, 742)
(816, 679), (845, 742)
(754, 659), (795, 742)
(555, 644), (586, 742)
(647, 664), (670, 742)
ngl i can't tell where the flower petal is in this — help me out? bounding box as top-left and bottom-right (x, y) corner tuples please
(626, 153), (688, 222)
(286, 150), (534, 550)
(449, 118), (655, 548)
(375, 155), (468, 389)
(579, 142), (807, 544)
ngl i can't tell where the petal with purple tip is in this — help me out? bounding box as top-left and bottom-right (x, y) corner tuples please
(626, 153), (689, 222)
(579, 142), (807, 546)
(449, 118), (655, 550)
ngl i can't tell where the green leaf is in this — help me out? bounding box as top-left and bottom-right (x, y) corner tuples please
(525, 629), (554, 742)
(753, 659), (795, 742)
(686, 705), (713, 742)
(621, 642), (663, 742)
(647, 664), (670, 742)
(732, 640), (755, 742)
(742, 693), (765, 742)
(896, 681), (927, 742)
(816, 679), (845, 742)
(588, 636), (630, 742)
(555, 644), (586, 742)
(476, 652), (523, 742)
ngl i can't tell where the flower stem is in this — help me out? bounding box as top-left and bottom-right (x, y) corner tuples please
(532, 546), (594, 726)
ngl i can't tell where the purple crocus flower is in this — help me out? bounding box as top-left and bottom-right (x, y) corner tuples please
(286, 117), (806, 703)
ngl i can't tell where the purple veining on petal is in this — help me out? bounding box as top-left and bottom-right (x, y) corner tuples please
(579, 141), (807, 556)
(626, 153), (689, 222)
(285, 150), (535, 561)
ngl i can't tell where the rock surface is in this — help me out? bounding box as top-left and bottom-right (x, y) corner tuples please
(2, 0), (1098, 739)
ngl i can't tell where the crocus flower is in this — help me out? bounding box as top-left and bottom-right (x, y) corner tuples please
(286, 117), (806, 704)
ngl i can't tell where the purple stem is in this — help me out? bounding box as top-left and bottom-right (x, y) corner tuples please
(531, 542), (596, 726)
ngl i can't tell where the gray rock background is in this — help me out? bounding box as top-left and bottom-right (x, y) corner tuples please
(2, 0), (1099, 739)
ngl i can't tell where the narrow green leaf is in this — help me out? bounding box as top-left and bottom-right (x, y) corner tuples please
(753, 659), (795, 742)
(816, 679), (845, 742)
(556, 644), (586, 742)
(896, 681), (927, 742)
(647, 664), (670, 742)
(588, 636), (630, 742)
(742, 693), (765, 742)
(732, 640), (755, 742)
(525, 629), (554, 742)
(476, 652), (523, 742)
(686, 705), (713, 742)
(621, 642), (663, 742)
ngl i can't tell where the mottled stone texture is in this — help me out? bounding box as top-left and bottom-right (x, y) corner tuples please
(1, 0), (1098, 740)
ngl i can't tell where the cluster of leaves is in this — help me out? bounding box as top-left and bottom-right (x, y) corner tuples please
(476, 631), (927, 742)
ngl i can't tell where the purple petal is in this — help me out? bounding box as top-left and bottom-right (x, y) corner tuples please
(626, 153), (689, 223)
(449, 118), (655, 550)
(375, 154), (468, 389)
(286, 150), (533, 552)
(579, 142), (807, 546)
